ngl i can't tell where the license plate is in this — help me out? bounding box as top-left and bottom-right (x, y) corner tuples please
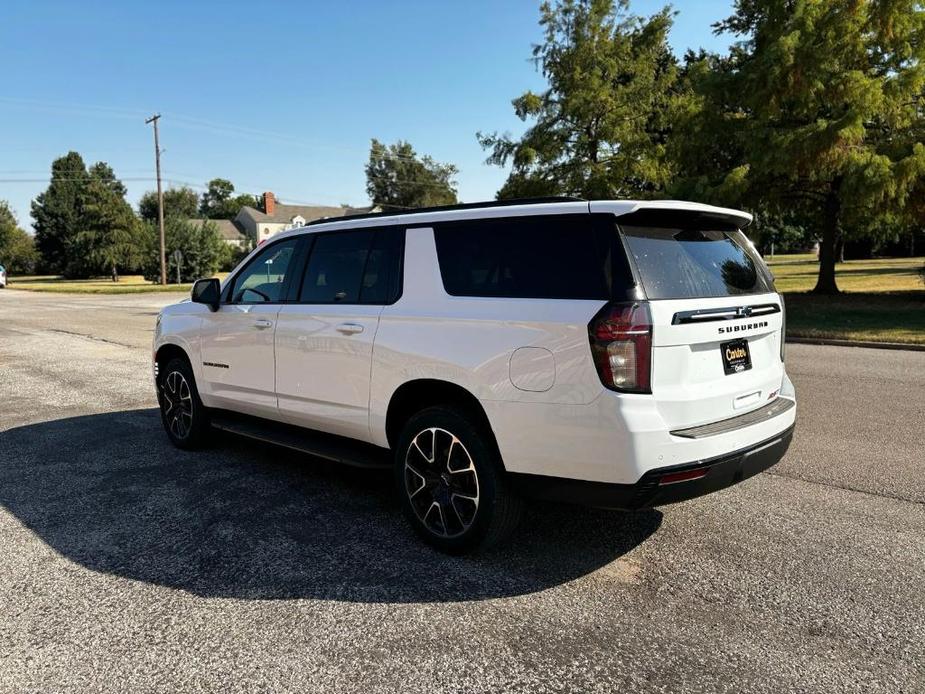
(721, 339), (752, 375)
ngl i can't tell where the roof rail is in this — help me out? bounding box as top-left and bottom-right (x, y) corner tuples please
(304, 196), (586, 227)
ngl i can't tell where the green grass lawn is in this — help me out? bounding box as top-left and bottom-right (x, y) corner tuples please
(766, 255), (925, 345)
(783, 292), (925, 345)
(7, 274), (228, 294)
(768, 255), (924, 293)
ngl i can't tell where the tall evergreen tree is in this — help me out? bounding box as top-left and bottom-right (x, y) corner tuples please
(31, 152), (89, 274)
(478, 0), (677, 199)
(75, 177), (141, 281)
(32, 153), (143, 279)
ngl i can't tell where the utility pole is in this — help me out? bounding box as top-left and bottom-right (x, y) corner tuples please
(145, 113), (167, 285)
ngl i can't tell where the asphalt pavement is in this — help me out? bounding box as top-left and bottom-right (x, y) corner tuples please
(0, 289), (922, 693)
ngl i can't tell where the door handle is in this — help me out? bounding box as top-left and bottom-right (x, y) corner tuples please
(336, 322), (364, 335)
(254, 319), (274, 329)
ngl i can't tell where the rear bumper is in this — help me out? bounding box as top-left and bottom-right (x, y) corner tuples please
(509, 425), (794, 510)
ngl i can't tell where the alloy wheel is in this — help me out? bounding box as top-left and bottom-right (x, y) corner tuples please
(160, 370), (193, 439)
(403, 427), (480, 538)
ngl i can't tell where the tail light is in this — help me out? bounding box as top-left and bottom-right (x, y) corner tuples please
(589, 301), (652, 393)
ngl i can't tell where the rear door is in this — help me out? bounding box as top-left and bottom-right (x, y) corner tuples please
(274, 227), (403, 441)
(616, 212), (784, 430)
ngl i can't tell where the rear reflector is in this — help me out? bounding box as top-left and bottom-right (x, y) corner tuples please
(658, 468), (709, 485)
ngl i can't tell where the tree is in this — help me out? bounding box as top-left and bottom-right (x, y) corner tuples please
(31, 153), (142, 279)
(684, 1), (925, 294)
(88, 162), (127, 196)
(139, 187), (199, 223)
(198, 178), (258, 219)
(140, 217), (225, 284)
(75, 177), (141, 282)
(31, 152), (89, 274)
(365, 139), (458, 210)
(0, 201), (39, 274)
(478, 0), (677, 199)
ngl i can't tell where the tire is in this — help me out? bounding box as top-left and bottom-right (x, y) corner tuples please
(394, 406), (523, 554)
(157, 357), (210, 450)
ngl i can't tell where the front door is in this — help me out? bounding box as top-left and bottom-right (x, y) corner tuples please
(199, 237), (302, 417)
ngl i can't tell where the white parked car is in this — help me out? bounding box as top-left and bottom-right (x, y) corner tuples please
(153, 198), (796, 552)
(0, 264), (6, 288)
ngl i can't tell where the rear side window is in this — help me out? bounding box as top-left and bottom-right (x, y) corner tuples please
(298, 228), (402, 304)
(433, 215), (621, 300)
(621, 225), (773, 300)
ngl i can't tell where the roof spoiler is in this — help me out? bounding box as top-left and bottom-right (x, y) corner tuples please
(590, 201), (753, 229)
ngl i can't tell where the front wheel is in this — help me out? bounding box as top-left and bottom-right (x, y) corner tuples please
(157, 357), (210, 449)
(394, 406), (523, 553)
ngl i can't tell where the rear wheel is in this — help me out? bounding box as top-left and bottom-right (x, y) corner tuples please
(157, 357), (210, 449)
(394, 406), (523, 553)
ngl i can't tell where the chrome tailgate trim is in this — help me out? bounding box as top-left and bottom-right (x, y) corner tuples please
(670, 397), (795, 439)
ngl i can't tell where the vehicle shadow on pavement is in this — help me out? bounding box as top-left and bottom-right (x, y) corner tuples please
(0, 409), (662, 603)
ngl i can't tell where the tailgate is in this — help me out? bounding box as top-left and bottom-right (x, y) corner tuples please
(615, 213), (785, 430)
(649, 294), (784, 429)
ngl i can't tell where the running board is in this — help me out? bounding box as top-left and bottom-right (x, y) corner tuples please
(210, 410), (392, 470)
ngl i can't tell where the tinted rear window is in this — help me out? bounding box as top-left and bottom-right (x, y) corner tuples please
(433, 215), (630, 300)
(296, 229), (403, 305)
(620, 226), (773, 299)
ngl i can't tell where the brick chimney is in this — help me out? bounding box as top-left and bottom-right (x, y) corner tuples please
(263, 191), (276, 216)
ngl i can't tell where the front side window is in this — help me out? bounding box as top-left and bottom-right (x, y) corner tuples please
(229, 238), (299, 303)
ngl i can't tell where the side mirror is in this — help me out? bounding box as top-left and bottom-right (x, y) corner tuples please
(191, 277), (221, 312)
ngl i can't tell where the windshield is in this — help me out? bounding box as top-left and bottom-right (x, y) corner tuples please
(620, 225), (774, 300)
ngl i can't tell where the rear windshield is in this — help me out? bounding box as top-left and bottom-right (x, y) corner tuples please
(620, 225), (773, 299)
(432, 214), (633, 300)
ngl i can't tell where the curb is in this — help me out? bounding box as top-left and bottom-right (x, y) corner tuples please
(787, 336), (925, 352)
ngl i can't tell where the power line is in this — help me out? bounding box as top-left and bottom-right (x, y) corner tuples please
(0, 96), (451, 165)
(0, 177), (159, 183)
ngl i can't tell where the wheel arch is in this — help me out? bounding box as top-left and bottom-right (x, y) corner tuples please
(154, 342), (191, 382)
(385, 379), (502, 463)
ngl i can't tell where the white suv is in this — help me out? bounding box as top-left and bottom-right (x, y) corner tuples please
(153, 198), (796, 552)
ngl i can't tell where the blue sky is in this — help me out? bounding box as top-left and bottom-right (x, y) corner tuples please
(1, 1), (735, 229)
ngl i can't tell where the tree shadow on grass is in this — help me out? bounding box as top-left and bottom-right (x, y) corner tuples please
(0, 409), (661, 603)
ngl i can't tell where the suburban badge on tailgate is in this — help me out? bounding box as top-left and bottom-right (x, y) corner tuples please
(718, 320), (768, 334)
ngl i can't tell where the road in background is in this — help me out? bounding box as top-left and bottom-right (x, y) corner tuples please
(1, 289), (923, 693)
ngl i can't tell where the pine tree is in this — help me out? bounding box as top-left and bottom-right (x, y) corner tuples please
(31, 152), (89, 274)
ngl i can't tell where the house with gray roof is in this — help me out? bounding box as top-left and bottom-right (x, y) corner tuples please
(234, 192), (377, 244)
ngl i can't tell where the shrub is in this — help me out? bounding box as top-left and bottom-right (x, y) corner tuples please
(141, 217), (225, 283)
